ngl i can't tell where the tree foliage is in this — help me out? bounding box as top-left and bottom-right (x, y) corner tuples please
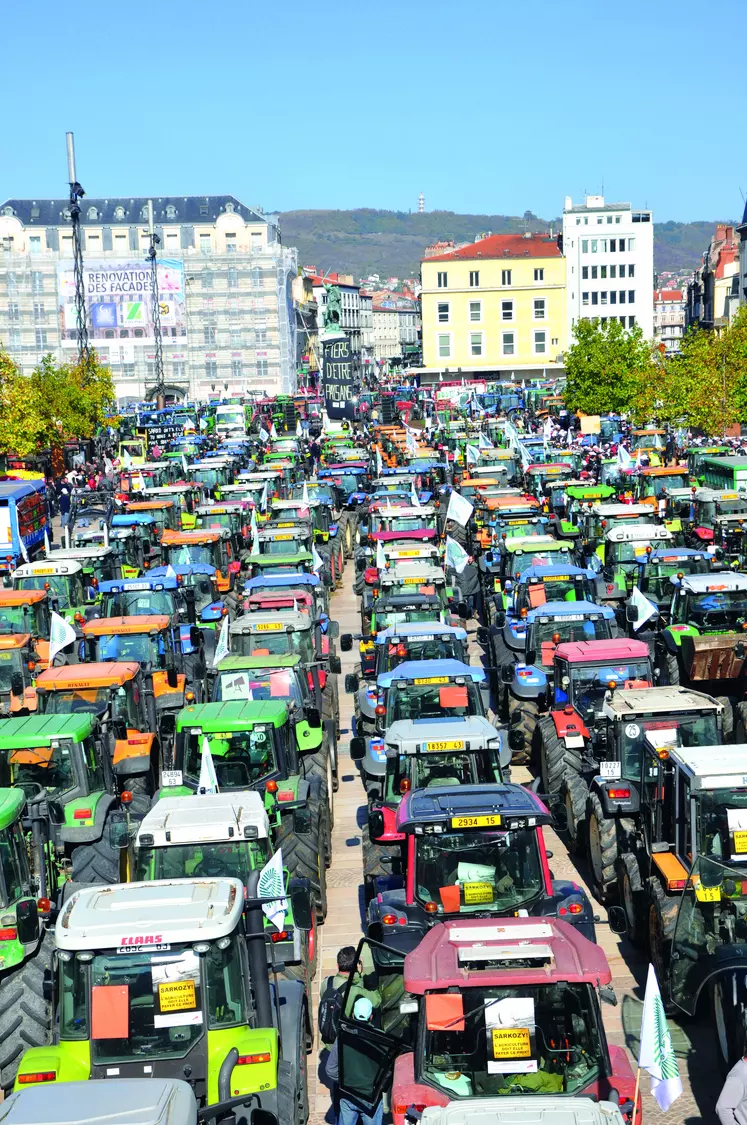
(563, 318), (655, 416)
(0, 349), (115, 458)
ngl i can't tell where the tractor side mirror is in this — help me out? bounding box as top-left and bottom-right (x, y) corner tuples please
(501, 662), (515, 684)
(329, 655), (342, 675)
(288, 877), (313, 932)
(108, 812), (130, 850)
(455, 601), (469, 620)
(625, 604), (639, 623)
(340, 633), (353, 652)
(305, 706), (321, 729)
(524, 649), (536, 666)
(350, 737), (366, 761)
(190, 626), (203, 648)
(292, 807), (312, 834)
(607, 905), (627, 935)
(368, 808), (385, 839)
(493, 609), (506, 628)
(508, 727), (524, 752)
(345, 673), (360, 694)
(10, 672), (23, 698)
(599, 985), (618, 1006)
(112, 718), (127, 742)
(250, 1111), (278, 1125)
(16, 898), (39, 945)
(167, 667), (178, 689)
(327, 620), (339, 640)
(476, 626), (489, 647)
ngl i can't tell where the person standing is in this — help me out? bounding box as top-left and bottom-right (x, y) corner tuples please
(318, 946), (379, 1049)
(58, 484), (71, 528)
(326, 997), (383, 1125)
(716, 1054), (747, 1124)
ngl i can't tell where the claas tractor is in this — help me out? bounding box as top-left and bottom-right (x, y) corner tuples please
(13, 877), (312, 1125)
(122, 498), (179, 534)
(593, 525), (674, 605)
(133, 790), (317, 986)
(353, 716), (514, 900)
(164, 700), (330, 921)
(332, 919), (636, 1124)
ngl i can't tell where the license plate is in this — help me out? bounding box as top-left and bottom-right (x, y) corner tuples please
(272, 534), (294, 540)
(545, 574), (570, 582)
(394, 550), (422, 557)
(451, 814), (501, 828)
(426, 740), (465, 752)
(695, 884), (721, 902)
(414, 676), (449, 685)
(161, 770), (183, 787)
(600, 761), (622, 779)
(403, 576), (427, 584)
(255, 622), (283, 632)
(463, 882), (494, 904)
(275, 522), (295, 527)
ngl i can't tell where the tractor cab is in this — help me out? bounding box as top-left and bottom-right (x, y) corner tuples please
(580, 503), (657, 553)
(160, 529), (237, 592)
(551, 638), (652, 718)
(0, 590), (51, 665)
(255, 524), (311, 558)
(79, 522), (153, 578)
(12, 560), (94, 630)
(499, 564), (597, 620)
(634, 547), (709, 619)
(598, 525), (674, 601)
(98, 576), (189, 626)
(487, 537), (574, 590)
(0, 634), (40, 715)
(245, 551), (314, 580)
(270, 499), (336, 543)
(46, 546), (120, 587)
(372, 622), (469, 674)
(689, 487), (747, 556)
(242, 573), (329, 620)
(82, 615), (204, 709)
(358, 593), (449, 678)
(140, 485), (200, 529)
(121, 499), (179, 534)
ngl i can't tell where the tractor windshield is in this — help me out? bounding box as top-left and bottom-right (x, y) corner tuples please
(380, 634), (463, 672)
(255, 563), (309, 576)
(565, 662), (651, 712)
(261, 538), (305, 556)
(0, 649), (26, 692)
(421, 982), (602, 1096)
(135, 838), (270, 882)
(230, 629), (312, 660)
(643, 560), (708, 600)
(374, 517), (433, 534)
(3, 737), (79, 795)
(102, 590), (175, 617)
(682, 588), (747, 630)
(39, 687), (110, 716)
(0, 603), (44, 636)
(612, 540), (661, 566)
(695, 789), (747, 862)
(16, 574), (77, 611)
(510, 551), (572, 579)
(521, 577), (590, 606)
(61, 939), (245, 1062)
(386, 680), (483, 724)
(376, 610), (443, 629)
(214, 667), (304, 707)
(530, 615), (611, 648)
(192, 468), (220, 489)
(618, 711), (720, 779)
(97, 632), (165, 667)
(414, 827), (543, 914)
(168, 545), (213, 566)
(386, 752), (500, 800)
(184, 728), (278, 788)
(199, 513), (235, 532)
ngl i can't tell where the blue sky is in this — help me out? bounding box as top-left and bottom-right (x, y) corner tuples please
(0, 0), (741, 222)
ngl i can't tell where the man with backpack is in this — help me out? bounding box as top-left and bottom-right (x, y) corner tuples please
(318, 945), (379, 1048)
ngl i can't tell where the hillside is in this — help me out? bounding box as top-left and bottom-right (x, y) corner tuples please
(278, 208), (734, 281)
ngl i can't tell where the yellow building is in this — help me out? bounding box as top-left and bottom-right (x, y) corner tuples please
(421, 232), (567, 376)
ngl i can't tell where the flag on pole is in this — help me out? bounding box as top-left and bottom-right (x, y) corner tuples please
(197, 737), (220, 795)
(270, 422), (278, 440)
(260, 481), (268, 513)
(165, 564), (178, 580)
(376, 446), (383, 477)
(410, 482), (421, 508)
(259, 426), (270, 443)
(182, 453), (189, 476)
(250, 508), (260, 555)
(466, 444), (480, 465)
(121, 448), (133, 470)
(19, 537), (29, 563)
(629, 585), (659, 631)
(49, 611), (77, 666)
(617, 444), (633, 470)
(212, 615), (230, 668)
(478, 430), (493, 449)
(44, 528), (51, 556)
(302, 481), (310, 507)
(445, 490), (474, 527)
(296, 419), (303, 438)
(376, 539), (387, 570)
(638, 963), (682, 1111)
(134, 472), (147, 492)
(406, 428), (418, 457)
(312, 543), (324, 573)
(635, 446), (644, 469)
(258, 848), (288, 932)
(445, 536), (469, 574)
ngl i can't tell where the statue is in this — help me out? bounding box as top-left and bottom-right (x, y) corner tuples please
(323, 284), (342, 331)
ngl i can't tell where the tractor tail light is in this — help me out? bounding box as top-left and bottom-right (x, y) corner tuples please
(270, 931), (288, 942)
(607, 788), (630, 800)
(18, 1072), (56, 1084)
(0, 927), (17, 940)
(381, 914), (398, 925)
(567, 902), (583, 914)
(236, 1053), (272, 1065)
(73, 808), (92, 819)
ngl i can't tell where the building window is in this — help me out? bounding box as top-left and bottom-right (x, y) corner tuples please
(225, 233), (237, 253)
(610, 291), (617, 305)
(582, 266), (588, 280)
(619, 239), (626, 252)
(615, 216), (621, 224)
(115, 234), (127, 248)
(628, 291), (635, 304)
(173, 360), (186, 380)
(533, 298), (546, 320)
(501, 269), (512, 286)
(610, 239), (616, 252)
(551, 337), (558, 346)
(582, 292), (589, 306)
(437, 334), (451, 358)
(628, 316), (636, 328)
(228, 267), (238, 288)
(201, 269), (213, 289)
(601, 291), (607, 305)
(619, 317), (626, 326)
(29, 236), (41, 254)
(437, 272), (448, 288)
(600, 265), (607, 279)
(501, 331), (515, 356)
(534, 330), (546, 355)
(230, 326), (242, 345)
(199, 233), (211, 253)
(607, 216), (613, 224)
(7, 303), (19, 321)
(581, 240), (588, 254)
(501, 300), (514, 321)
(35, 328), (47, 349)
(256, 359), (269, 381)
(204, 326), (216, 347)
(619, 291), (626, 304)
(534, 268), (544, 282)
(628, 238), (636, 251)
(590, 266), (597, 279)
(469, 332), (483, 357)
(628, 264), (635, 278)
(205, 359), (218, 380)
(437, 302), (450, 323)
(6, 273), (17, 294)
(8, 328), (21, 348)
(619, 264), (626, 279)
(231, 359), (243, 379)
(33, 302), (45, 321)
(122, 363), (136, 379)
(469, 270), (480, 287)
(610, 265), (616, 279)
(591, 292), (598, 306)
(31, 271), (43, 294)
(469, 301), (482, 322)
(591, 240), (598, 253)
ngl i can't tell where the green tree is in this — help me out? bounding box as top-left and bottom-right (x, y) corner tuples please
(563, 318), (655, 416)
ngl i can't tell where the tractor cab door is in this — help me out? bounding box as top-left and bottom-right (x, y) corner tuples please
(336, 936), (415, 1114)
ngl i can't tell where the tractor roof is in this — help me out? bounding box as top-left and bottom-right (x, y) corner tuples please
(0, 712), (96, 746)
(244, 574), (320, 592)
(648, 548), (706, 561)
(175, 700), (288, 732)
(215, 654), (302, 672)
(591, 503), (652, 516)
(83, 615), (171, 636)
(396, 782), (550, 832)
(138, 791), (270, 846)
(694, 488), (743, 501)
(35, 662), (140, 690)
(0, 788), (25, 832)
(604, 685), (721, 720)
(669, 745), (747, 790)
(384, 716), (504, 755)
(48, 547), (114, 561)
(373, 592), (442, 608)
(377, 658), (486, 689)
(0, 634), (31, 650)
(124, 500), (175, 510)
(520, 564), (591, 581)
(556, 639), (650, 664)
(526, 600), (615, 623)
(375, 506), (436, 519)
(403, 917), (610, 993)
(272, 498), (320, 511)
(605, 525), (673, 543)
(111, 511), (158, 526)
(0, 589), (46, 606)
(679, 572), (747, 594)
(0, 1077), (198, 1125)
(381, 561), (445, 582)
(99, 577), (178, 593)
(503, 537), (568, 554)
(375, 622), (467, 643)
(250, 551), (313, 565)
(56, 877), (244, 951)
(13, 560), (83, 578)
(229, 610), (311, 634)
(148, 564), (217, 578)
(418, 1098), (625, 1125)
(161, 529), (223, 544)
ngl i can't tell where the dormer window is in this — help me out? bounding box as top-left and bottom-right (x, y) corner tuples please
(114, 206), (125, 220)
(87, 206), (98, 220)
(165, 204), (177, 220)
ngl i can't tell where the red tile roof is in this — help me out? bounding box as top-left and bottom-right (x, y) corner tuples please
(654, 289), (683, 302)
(423, 232), (562, 262)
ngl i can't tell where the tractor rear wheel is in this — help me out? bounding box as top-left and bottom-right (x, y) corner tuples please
(362, 824), (401, 902)
(586, 792), (618, 903)
(0, 932), (52, 1090)
(536, 716), (566, 798)
(648, 880), (678, 1013)
(71, 831), (120, 885)
(616, 853), (647, 947)
(275, 788), (328, 924)
(561, 773), (588, 854)
(714, 696), (734, 741)
(507, 694), (538, 764)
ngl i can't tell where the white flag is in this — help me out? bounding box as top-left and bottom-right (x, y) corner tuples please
(182, 453), (189, 475)
(121, 448), (133, 470)
(410, 483), (421, 508)
(259, 426), (270, 443)
(466, 444), (480, 465)
(250, 508), (260, 555)
(629, 585), (659, 631)
(406, 428), (418, 456)
(445, 490), (474, 527)
(638, 963), (682, 1112)
(19, 537), (29, 563)
(44, 528), (51, 556)
(258, 848), (288, 932)
(376, 446), (383, 477)
(478, 430), (493, 449)
(445, 535), (469, 574)
(134, 472), (146, 493)
(635, 446), (644, 469)
(543, 417), (554, 441)
(212, 614), (230, 667)
(104, 457), (114, 474)
(302, 481), (310, 507)
(376, 539), (387, 570)
(165, 564), (178, 580)
(49, 610), (77, 665)
(260, 481), (268, 513)
(296, 419), (303, 438)
(617, 444), (633, 470)
(270, 422), (278, 440)
(197, 737), (220, 795)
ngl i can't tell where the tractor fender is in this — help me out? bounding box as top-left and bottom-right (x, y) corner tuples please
(377, 804), (404, 842)
(58, 792), (116, 845)
(273, 977), (308, 1044)
(13, 1043), (90, 1090)
(357, 686), (376, 720)
(509, 665), (547, 700)
(660, 626), (685, 653)
(589, 774), (640, 818)
(545, 879), (597, 942)
(112, 731), (157, 776)
(550, 708), (589, 742)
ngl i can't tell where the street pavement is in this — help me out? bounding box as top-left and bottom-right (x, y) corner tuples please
(309, 566), (718, 1125)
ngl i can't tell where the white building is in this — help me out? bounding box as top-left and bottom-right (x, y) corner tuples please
(653, 289), (686, 353)
(0, 195), (297, 404)
(562, 194), (654, 341)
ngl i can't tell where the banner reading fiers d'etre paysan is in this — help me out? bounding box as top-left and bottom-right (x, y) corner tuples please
(322, 336), (355, 420)
(57, 259), (187, 343)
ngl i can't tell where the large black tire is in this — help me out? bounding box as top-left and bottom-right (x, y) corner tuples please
(586, 792), (618, 903)
(507, 693), (539, 764)
(648, 880), (678, 1013)
(322, 674), (340, 739)
(561, 772), (589, 854)
(714, 696), (734, 742)
(0, 932), (53, 1089)
(277, 915), (318, 988)
(536, 716), (566, 799)
(712, 974), (747, 1075)
(489, 629), (514, 702)
(275, 793), (328, 924)
(71, 832), (120, 885)
(735, 701), (747, 743)
(616, 852), (647, 948)
(665, 649), (680, 686)
(362, 824), (401, 901)
(307, 774), (332, 880)
(302, 734), (335, 832)
(277, 1048), (308, 1125)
